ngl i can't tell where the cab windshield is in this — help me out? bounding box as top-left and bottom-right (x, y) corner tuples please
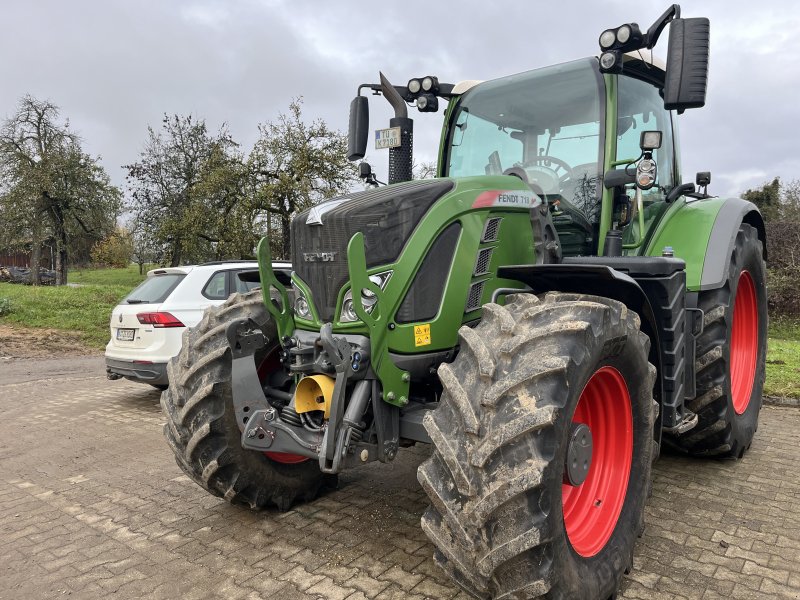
(446, 59), (605, 223)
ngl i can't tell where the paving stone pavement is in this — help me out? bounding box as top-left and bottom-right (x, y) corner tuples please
(0, 357), (798, 600)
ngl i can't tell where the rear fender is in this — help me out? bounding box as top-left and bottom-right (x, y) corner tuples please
(645, 197), (765, 291)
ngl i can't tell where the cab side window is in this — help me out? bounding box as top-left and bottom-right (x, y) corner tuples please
(617, 76), (676, 202)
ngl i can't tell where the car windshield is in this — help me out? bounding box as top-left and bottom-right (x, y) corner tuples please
(123, 273), (185, 304)
(446, 58), (605, 222)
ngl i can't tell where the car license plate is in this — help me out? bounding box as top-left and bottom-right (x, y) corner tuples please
(116, 328), (135, 341)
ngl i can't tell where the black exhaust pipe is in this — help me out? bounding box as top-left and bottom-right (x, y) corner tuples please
(380, 72), (414, 184)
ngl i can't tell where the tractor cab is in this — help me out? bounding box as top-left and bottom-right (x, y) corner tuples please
(442, 52), (684, 258)
(445, 58), (605, 256)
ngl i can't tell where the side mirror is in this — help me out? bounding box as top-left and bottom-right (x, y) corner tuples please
(696, 171), (711, 186)
(664, 17), (710, 111)
(358, 162), (373, 179)
(347, 96), (369, 161)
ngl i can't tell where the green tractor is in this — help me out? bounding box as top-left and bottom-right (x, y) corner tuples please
(162, 5), (767, 598)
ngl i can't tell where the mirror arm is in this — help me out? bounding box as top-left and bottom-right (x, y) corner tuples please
(645, 3), (681, 48)
(666, 182), (695, 203)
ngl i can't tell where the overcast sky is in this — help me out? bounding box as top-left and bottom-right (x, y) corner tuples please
(1, 0), (797, 199)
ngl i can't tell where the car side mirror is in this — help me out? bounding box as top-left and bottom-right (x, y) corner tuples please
(664, 17), (710, 111)
(347, 96), (369, 161)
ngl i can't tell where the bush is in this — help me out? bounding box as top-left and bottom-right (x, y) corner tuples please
(91, 228), (133, 268)
(0, 297), (11, 316)
(765, 221), (800, 317)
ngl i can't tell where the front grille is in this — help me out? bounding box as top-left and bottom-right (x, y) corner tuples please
(291, 179), (454, 321)
(465, 280), (486, 313)
(474, 247), (494, 276)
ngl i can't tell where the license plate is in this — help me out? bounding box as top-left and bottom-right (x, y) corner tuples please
(375, 127), (401, 149)
(116, 328), (135, 341)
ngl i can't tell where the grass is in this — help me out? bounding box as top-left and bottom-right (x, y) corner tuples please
(765, 317), (800, 398)
(0, 265), (152, 349)
(68, 264), (154, 287)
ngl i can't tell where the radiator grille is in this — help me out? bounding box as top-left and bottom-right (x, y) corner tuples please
(291, 179), (454, 321)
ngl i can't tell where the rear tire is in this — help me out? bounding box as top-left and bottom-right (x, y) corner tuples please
(161, 291), (330, 510)
(418, 292), (657, 599)
(669, 224), (767, 458)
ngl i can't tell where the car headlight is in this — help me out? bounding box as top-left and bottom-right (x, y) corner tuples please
(339, 271), (392, 323)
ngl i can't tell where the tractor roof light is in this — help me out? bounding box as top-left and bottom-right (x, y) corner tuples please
(407, 78), (421, 94)
(417, 93), (439, 112)
(598, 22), (644, 54)
(599, 50), (622, 73)
(421, 76), (438, 93)
(599, 29), (617, 49)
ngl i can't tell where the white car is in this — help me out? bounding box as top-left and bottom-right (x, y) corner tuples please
(105, 261), (292, 388)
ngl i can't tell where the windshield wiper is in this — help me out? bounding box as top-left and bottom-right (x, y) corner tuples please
(126, 299), (147, 304)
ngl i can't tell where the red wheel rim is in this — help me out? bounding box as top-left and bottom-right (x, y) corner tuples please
(265, 451), (309, 464)
(730, 270), (758, 415)
(257, 352), (309, 464)
(562, 366), (633, 558)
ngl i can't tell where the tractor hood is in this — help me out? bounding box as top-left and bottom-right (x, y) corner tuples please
(291, 179), (455, 321)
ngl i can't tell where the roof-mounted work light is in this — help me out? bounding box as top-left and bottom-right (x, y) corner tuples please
(407, 76), (442, 111)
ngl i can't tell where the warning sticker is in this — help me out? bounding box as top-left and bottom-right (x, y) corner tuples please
(414, 324), (431, 347)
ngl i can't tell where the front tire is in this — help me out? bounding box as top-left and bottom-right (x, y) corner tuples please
(161, 291), (329, 510)
(419, 292), (657, 599)
(669, 224), (767, 458)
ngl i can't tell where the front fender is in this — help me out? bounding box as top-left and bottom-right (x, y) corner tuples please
(645, 197), (765, 291)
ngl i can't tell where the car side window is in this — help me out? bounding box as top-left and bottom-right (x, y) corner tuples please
(202, 271), (228, 300)
(234, 270), (261, 294)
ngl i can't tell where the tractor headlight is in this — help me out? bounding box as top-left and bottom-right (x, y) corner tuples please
(295, 296), (311, 320)
(293, 285), (313, 320)
(407, 78), (421, 94)
(616, 24), (631, 44)
(341, 297), (358, 322)
(339, 271), (392, 323)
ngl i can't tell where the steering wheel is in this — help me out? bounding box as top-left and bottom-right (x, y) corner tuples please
(527, 155), (574, 180)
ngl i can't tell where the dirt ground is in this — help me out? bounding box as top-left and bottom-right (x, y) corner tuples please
(0, 324), (99, 360)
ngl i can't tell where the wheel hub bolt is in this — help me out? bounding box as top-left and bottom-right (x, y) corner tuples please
(564, 422), (593, 487)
